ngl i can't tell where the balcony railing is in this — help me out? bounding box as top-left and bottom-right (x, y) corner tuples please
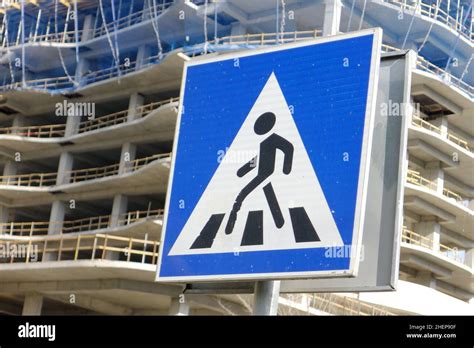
(210, 30), (322, 46)
(0, 153), (170, 187)
(0, 2), (171, 47)
(402, 228), (466, 263)
(0, 97), (178, 138)
(78, 97), (178, 134)
(92, 2), (172, 39)
(406, 169), (464, 202)
(0, 209), (163, 237)
(0, 172), (57, 187)
(0, 31), (471, 99)
(0, 123), (66, 138)
(0, 233), (159, 265)
(386, 0), (473, 42)
(411, 115), (472, 152)
(381, 44), (473, 98)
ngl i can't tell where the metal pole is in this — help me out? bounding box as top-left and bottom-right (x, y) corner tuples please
(253, 280), (280, 315)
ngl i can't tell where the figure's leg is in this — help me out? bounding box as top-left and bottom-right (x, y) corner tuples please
(263, 182), (284, 228)
(225, 175), (265, 235)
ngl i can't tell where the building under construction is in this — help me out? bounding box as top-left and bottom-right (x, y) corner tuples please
(0, 0), (472, 315)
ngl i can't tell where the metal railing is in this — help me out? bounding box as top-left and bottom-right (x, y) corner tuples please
(0, 31), (470, 98)
(0, 97), (178, 138)
(381, 44), (473, 98)
(0, 233), (160, 265)
(402, 227), (465, 263)
(0, 209), (163, 237)
(386, 0), (473, 42)
(406, 169), (464, 202)
(92, 2), (172, 39)
(411, 114), (472, 152)
(0, 172), (57, 187)
(416, 55), (474, 97)
(0, 123), (66, 138)
(210, 30), (322, 46)
(78, 97), (178, 133)
(0, 153), (170, 187)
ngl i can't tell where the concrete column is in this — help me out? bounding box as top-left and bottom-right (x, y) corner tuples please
(2, 160), (18, 184)
(423, 161), (444, 195)
(75, 58), (90, 87)
(0, 205), (10, 234)
(56, 152), (74, 186)
(110, 194), (128, 227)
(81, 14), (96, 42)
(415, 271), (436, 289)
(414, 219), (441, 252)
(22, 293), (43, 315)
(431, 117), (448, 139)
(12, 114), (25, 129)
(64, 107), (82, 137)
(104, 194), (129, 261)
(48, 201), (66, 235)
(169, 297), (190, 315)
(465, 249), (473, 269)
(136, 45), (151, 69)
(322, 0), (342, 36)
(127, 93), (145, 121)
(118, 142), (137, 174)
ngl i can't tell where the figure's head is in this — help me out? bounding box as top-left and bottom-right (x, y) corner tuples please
(254, 112), (276, 135)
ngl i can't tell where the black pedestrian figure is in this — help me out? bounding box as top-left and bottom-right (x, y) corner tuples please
(225, 112), (294, 235)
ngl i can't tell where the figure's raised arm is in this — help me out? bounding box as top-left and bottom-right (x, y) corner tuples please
(237, 156), (258, 177)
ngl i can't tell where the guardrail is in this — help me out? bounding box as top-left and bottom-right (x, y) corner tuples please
(0, 31), (471, 98)
(0, 172), (57, 186)
(386, 0), (473, 42)
(0, 152), (170, 187)
(416, 55), (474, 97)
(406, 169), (464, 202)
(0, 97), (178, 138)
(0, 123), (66, 138)
(210, 30), (322, 46)
(0, 209), (163, 237)
(0, 233), (160, 265)
(92, 2), (172, 39)
(411, 115), (472, 152)
(402, 227), (465, 263)
(381, 44), (473, 98)
(0, 2), (170, 47)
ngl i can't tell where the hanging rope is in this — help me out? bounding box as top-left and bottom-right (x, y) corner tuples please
(203, 0), (208, 54)
(358, 0), (367, 30)
(99, 0), (121, 75)
(418, 0), (440, 54)
(401, 0), (421, 49)
(54, 0), (78, 87)
(460, 53), (473, 82)
(280, 0), (286, 42)
(110, 0), (121, 78)
(20, 0), (25, 87)
(346, 0), (356, 32)
(3, 10), (15, 85)
(73, 0), (80, 66)
(444, 2), (472, 72)
(150, 0), (163, 60)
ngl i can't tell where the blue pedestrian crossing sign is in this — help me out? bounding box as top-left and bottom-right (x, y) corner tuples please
(156, 29), (382, 282)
